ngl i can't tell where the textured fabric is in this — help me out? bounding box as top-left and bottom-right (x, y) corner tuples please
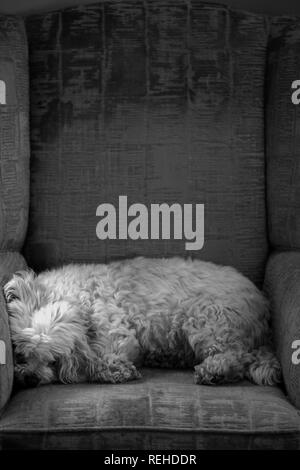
(24, 1), (269, 286)
(0, 369), (299, 450)
(0, 16), (30, 251)
(264, 252), (300, 409)
(0, 252), (27, 411)
(267, 18), (300, 250)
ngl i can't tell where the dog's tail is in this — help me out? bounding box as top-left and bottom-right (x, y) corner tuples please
(245, 346), (282, 386)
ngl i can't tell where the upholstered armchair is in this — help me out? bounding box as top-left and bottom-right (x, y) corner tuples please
(0, 1), (300, 449)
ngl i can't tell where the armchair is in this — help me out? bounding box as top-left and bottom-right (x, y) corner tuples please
(0, 1), (300, 450)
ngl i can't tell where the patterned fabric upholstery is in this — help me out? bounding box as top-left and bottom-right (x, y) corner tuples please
(24, 1), (269, 286)
(0, 252), (27, 410)
(267, 18), (300, 250)
(1, 369), (300, 450)
(264, 251), (300, 409)
(0, 16), (30, 251)
(1, 2), (300, 451)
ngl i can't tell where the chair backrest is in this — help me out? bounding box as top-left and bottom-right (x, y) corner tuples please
(24, 1), (269, 286)
(267, 17), (300, 252)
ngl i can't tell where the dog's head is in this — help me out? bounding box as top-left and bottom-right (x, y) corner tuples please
(3, 270), (88, 387)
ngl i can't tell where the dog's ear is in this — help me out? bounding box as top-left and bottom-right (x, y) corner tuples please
(3, 270), (44, 335)
(40, 302), (92, 383)
(3, 270), (37, 305)
(57, 353), (81, 384)
(56, 335), (92, 384)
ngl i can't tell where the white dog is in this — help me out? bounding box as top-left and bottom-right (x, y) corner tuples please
(4, 257), (281, 387)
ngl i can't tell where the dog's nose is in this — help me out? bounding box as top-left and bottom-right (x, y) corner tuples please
(24, 375), (40, 387)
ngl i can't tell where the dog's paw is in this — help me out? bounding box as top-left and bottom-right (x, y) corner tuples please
(194, 353), (244, 385)
(111, 362), (141, 383)
(247, 361), (282, 386)
(93, 358), (141, 384)
(194, 363), (225, 385)
(206, 345), (222, 357)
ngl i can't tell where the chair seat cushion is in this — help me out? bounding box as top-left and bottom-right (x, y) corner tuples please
(0, 369), (299, 450)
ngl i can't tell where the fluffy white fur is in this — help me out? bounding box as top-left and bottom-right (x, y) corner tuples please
(3, 257), (281, 387)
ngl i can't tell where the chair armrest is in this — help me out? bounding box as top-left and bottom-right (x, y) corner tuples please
(264, 251), (300, 408)
(0, 252), (27, 411)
